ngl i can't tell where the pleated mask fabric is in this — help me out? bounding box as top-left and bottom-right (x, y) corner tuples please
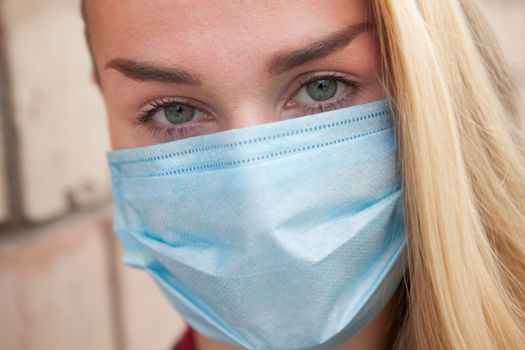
(107, 98), (406, 350)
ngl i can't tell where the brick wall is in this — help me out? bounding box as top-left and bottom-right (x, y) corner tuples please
(0, 1), (523, 350)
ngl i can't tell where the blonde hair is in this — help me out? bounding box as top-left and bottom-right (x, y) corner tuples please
(371, 0), (525, 348)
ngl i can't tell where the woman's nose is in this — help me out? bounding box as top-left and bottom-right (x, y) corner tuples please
(220, 105), (281, 130)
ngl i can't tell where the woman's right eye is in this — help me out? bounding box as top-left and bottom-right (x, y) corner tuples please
(152, 103), (201, 125)
(135, 98), (215, 141)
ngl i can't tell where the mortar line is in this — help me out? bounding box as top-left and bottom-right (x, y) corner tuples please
(0, 16), (25, 229)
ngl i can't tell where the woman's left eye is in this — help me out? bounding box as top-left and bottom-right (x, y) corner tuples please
(287, 75), (362, 114)
(297, 79), (341, 102)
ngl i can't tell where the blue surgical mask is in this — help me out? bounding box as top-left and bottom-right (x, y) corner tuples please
(107, 98), (406, 350)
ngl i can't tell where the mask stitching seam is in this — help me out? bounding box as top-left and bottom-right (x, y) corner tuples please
(118, 126), (393, 178)
(111, 109), (389, 166)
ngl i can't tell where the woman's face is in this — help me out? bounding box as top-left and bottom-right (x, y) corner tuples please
(89, 0), (384, 150)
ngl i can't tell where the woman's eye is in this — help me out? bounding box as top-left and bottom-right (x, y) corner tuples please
(306, 79), (338, 101)
(152, 103), (200, 125)
(135, 99), (216, 142)
(290, 77), (359, 108)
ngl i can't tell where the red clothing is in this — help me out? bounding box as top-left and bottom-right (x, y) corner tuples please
(174, 328), (196, 350)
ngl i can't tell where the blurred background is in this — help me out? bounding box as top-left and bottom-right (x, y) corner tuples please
(0, 1), (523, 350)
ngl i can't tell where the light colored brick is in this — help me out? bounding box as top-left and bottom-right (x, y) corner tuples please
(0, 212), (116, 350)
(1, 0), (109, 222)
(115, 241), (186, 350)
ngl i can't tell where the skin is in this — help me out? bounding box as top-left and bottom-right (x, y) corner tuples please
(87, 0), (399, 348)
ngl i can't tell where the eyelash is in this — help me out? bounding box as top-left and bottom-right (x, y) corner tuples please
(135, 73), (363, 141)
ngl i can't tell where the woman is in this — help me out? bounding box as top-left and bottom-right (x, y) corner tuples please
(81, 0), (525, 349)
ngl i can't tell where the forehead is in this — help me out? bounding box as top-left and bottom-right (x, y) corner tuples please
(89, 1), (370, 71)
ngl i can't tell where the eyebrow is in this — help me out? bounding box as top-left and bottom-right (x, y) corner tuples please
(105, 59), (202, 85)
(267, 22), (371, 75)
(104, 22), (371, 84)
